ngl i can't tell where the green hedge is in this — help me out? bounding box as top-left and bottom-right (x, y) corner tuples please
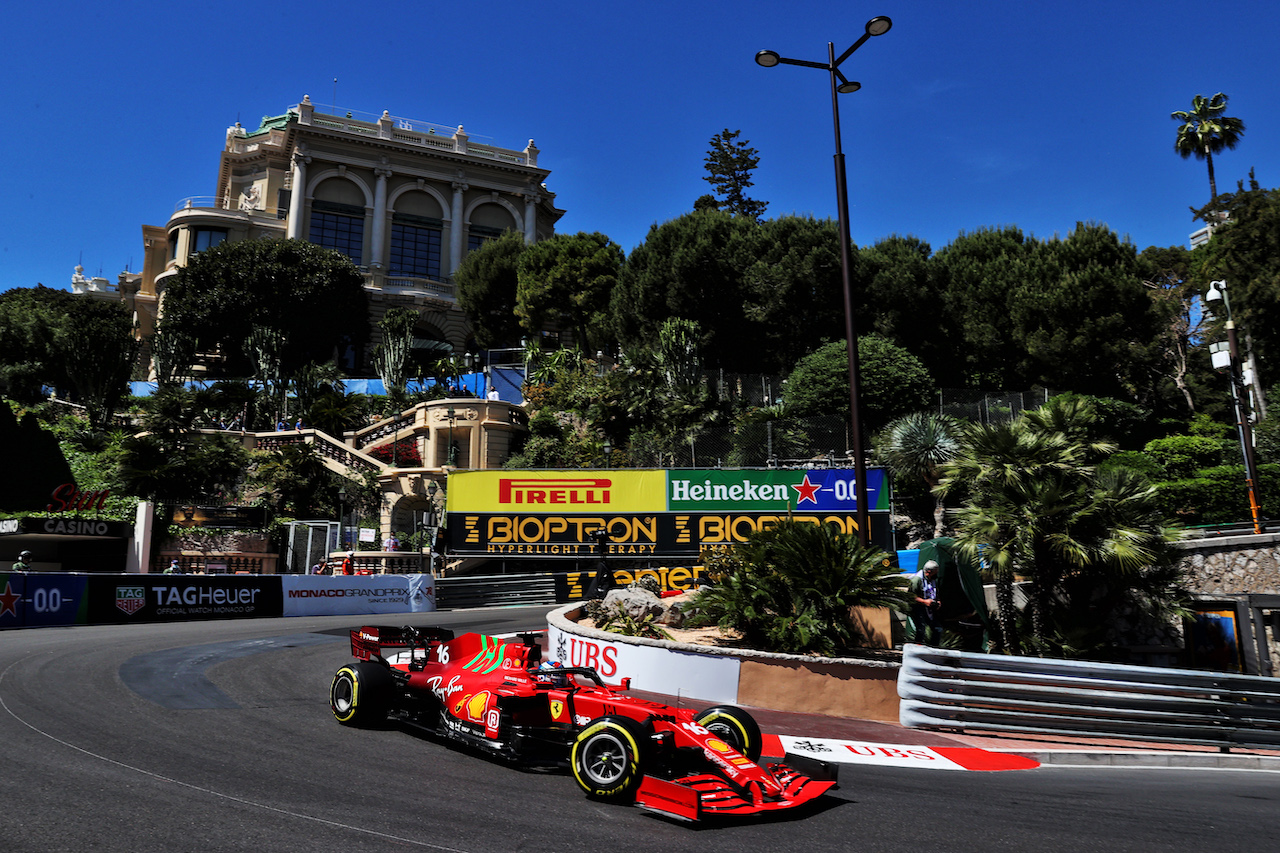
(1155, 463), (1280, 525)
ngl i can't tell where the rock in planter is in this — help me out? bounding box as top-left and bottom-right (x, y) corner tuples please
(602, 587), (663, 623)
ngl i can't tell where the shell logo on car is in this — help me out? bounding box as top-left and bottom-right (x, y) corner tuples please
(467, 691), (491, 722)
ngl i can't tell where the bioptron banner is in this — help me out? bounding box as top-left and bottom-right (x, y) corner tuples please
(445, 468), (892, 558)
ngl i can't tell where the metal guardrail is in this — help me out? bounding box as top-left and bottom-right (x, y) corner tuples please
(435, 574), (558, 609)
(898, 644), (1280, 751)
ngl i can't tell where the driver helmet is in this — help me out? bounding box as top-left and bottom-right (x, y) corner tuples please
(19, 550), (32, 560)
(538, 660), (569, 687)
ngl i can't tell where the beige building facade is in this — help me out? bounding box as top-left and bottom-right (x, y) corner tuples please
(130, 95), (562, 365)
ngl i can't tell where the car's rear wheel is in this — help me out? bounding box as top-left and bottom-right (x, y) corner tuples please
(570, 716), (649, 801)
(695, 705), (763, 761)
(330, 661), (393, 726)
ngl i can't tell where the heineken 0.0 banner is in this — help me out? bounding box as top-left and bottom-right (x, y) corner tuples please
(445, 468), (891, 558)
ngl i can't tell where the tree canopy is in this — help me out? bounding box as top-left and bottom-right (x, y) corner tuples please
(454, 230), (526, 349)
(784, 336), (937, 438)
(160, 238), (369, 378)
(0, 286), (137, 429)
(516, 232), (623, 353)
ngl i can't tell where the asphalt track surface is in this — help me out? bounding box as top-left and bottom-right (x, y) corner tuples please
(3, 606), (1279, 853)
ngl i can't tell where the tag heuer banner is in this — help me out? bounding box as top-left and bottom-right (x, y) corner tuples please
(444, 468), (892, 558)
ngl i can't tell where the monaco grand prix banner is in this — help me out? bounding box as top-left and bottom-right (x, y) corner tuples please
(281, 574), (436, 616)
(445, 468), (892, 558)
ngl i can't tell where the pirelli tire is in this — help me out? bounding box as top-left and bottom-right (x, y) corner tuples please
(570, 715), (650, 802)
(695, 705), (763, 762)
(330, 661), (393, 727)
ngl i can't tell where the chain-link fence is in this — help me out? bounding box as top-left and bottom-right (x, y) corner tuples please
(628, 414), (853, 469)
(938, 389), (1051, 425)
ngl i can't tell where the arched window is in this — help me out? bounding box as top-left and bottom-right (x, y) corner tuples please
(309, 201), (364, 264)
(390, 213), (443, 278)
(309, 178), (367, 264)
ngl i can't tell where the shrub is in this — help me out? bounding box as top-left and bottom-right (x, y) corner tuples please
(1143, 434), (1225, 479)
(691, 520), (906, 655)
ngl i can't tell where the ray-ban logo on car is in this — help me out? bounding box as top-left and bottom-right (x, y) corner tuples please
(116, 586), (145, 615)
(497, 478), (612, 505)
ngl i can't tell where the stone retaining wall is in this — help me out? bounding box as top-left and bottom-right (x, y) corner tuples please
(1176, 532), (1280, 595)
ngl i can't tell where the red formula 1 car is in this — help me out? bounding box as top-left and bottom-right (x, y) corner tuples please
(329, 626), (837, 821)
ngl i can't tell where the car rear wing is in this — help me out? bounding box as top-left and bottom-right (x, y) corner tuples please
(350, 625), (455, 661)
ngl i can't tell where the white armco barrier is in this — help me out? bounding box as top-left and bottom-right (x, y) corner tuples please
(899, 643), (1280, 751)
(281, 574), (436, 617)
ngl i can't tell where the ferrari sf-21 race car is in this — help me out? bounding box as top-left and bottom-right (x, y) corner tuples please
(329, 626), (838, 821)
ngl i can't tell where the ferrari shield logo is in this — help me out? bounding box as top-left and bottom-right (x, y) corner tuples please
(550, 700), (564, 720)
(116, 586), (145, 616)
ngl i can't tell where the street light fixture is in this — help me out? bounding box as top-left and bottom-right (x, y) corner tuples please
(446, 406), (457, 467)
(1207, 279), (1264, 533)
(755, 15), (892, 547)
(337, 486), (348, 550)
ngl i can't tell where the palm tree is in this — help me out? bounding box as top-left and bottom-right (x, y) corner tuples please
(1172, 93), (1245, 202)
(877, 412), (962, 538)
(938, 397), (1180, 656)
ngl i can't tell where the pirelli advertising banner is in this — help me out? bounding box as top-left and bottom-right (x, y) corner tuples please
(445, 468), (892, 558)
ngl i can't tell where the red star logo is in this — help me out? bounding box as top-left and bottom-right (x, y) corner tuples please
(0, 581), (19, 619)
(792, 474), (821, 505)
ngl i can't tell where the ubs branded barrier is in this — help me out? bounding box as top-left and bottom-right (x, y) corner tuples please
(446, 468), (893, 558)
(546, 616), (740, 703)
(281, 575), (436, 617)
(86, 575), (283, 625)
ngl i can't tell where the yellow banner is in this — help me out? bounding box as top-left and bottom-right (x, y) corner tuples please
(445, 470), (668, 514)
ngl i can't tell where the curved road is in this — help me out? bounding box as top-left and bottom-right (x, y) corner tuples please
(2, 608), (1278, 852)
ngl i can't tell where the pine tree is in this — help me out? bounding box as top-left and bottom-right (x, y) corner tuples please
(702, 129), (768, 222)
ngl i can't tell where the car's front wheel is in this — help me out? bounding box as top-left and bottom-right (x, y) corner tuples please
(695, 705), (763, 761)
(330, 661), (393, 726)
(570, 716), (649, 801)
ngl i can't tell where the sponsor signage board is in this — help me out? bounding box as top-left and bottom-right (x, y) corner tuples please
(166, 505), (267, 529)
(556, 565), (707, 601)
(445, 469), (891, 558)
(447, 469), (888, 514)
(0, 573), (90, 628)
(5, 517), (133, 538)
(280, 574), (436, 617)
(85, 576), (284, 624)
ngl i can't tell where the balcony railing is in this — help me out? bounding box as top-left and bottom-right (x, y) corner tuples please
(173, 196), (283, 218)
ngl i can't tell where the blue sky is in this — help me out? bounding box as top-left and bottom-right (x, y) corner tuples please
(3, 1), (1277, 291)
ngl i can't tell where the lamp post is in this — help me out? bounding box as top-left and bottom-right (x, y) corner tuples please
(447, 406), (457, 466)
(1207, 279), (1264, 533)
(425, 479), (440, 568)
(755, 15), (892, 547)
(337, 486), (348, 550)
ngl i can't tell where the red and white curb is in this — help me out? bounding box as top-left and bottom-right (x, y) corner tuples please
(763, 734), (1039, 772)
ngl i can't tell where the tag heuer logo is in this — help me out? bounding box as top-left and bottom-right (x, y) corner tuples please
(116, 586), (145, 615)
